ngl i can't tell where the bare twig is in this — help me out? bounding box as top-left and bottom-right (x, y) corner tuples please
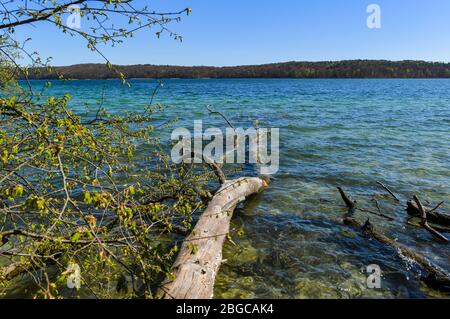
(376, 181), (400, 202)
(337, 187), (356, 209)
(358, 207), (395, 221)
(180, 152), (226, 185)
(428, 201), (445, 214)
(206, 105), (234, 129)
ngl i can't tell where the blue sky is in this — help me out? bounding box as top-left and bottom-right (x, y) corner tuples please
(14, 0), (450, 66)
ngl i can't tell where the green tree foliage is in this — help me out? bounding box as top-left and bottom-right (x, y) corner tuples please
(0, 1), (217, 299)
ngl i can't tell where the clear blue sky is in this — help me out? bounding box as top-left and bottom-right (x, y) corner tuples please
(14, 0), (450, 66)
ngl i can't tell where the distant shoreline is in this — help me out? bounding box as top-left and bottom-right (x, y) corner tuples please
(24, 77), (450, 81)
(23, 60), (450, 80)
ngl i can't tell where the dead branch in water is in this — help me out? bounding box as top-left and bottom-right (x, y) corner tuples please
(344, 217), (450, 291)
(407, 200), (450, 227)
(337, 187), (356, 209)
(406, 219), (450, 233)
(428, 201), (445, 214)
(412, 196), (449, 243)
(337, 187), (394, 220)
(206, 105), (235, 129)
(357, 207), (395, 221)
(376, 181), (400, 202)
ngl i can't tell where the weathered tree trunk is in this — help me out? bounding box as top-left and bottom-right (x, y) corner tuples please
(158, 177), (268, 299)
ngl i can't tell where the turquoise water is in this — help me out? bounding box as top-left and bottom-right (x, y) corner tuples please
(30, 79), (450, 298)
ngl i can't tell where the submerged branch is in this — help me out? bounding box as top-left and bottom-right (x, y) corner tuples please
(337, 187), (356, 209)
(413, 196), (449, 243)
(344, 217), (450, 291)
(376, 181), (400, 202)
(407, 200), (450, 227)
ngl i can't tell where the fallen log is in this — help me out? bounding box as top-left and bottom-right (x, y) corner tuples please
(158, 176), (268, 299)
(344, 217), (450, 291)
(407, 200), (450, 227)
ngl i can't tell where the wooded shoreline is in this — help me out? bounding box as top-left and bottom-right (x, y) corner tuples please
(24, 60), (450, 80)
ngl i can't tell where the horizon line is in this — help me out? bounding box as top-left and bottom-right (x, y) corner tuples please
(46, 59), (450, 69)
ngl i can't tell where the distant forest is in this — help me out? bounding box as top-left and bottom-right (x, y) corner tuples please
(26, 60), (450, 79)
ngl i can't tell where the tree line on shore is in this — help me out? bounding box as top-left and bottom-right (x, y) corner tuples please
(26, 60), (450, 80)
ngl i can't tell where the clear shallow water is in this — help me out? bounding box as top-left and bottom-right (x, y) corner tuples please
(28, 79), (450, 298)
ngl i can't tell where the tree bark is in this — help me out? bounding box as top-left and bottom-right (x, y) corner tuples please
(407, 200), (450, 227)
(158, 177), (268, 299)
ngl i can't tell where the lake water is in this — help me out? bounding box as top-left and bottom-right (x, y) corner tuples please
(29, 78), (450, 298)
